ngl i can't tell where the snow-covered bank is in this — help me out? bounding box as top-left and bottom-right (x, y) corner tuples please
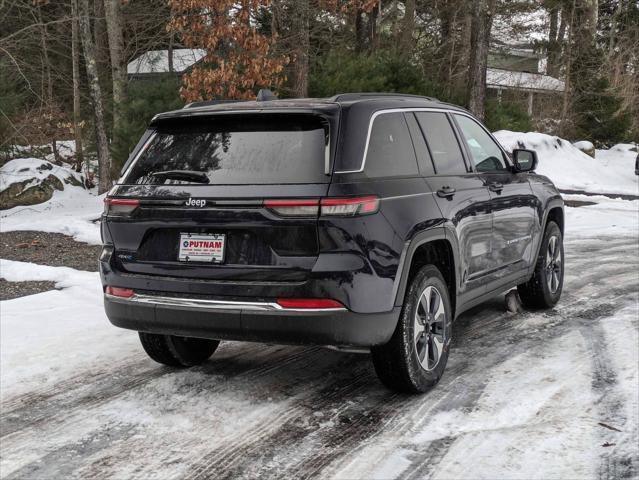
(494, 131), (638, 196)
(0, 158), (85, 193)
(0, 187), (103, 244)
(564, 196), (639, 239)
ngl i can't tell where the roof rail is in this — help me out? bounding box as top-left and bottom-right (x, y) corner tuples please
(183, 99), (242, 109)
(329, 92), (439, 102)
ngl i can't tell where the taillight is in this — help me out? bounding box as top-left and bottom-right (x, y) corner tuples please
(263, 199), (319, 216)
(105, 286), (135, 298)
(104, 198), (140, 216)
(264, 196), (380, 217)
(320, 196), (380, 216)
(276, 298), (345, 309)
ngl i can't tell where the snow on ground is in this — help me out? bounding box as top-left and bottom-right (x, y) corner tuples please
(0, 186), (103, 244)
(0, 197), (637, 478)
(564, 195), (639, 239)
(1, 136), (638, 478)
(494, 131), (638, 196)
(0, 261), (137, 401)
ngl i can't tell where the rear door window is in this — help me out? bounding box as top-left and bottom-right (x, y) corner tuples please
(415, 112), (467, 175)
(364, 112), (419, 178)
(124, 114), (329, 185)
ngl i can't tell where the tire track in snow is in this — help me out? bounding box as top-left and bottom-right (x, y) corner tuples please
(2, 237), (637, 478)
(0, 343), (321, 438)
(187, 356), (378, 479)
(332, 239), (638, 479)
(578, 314), (638, 480)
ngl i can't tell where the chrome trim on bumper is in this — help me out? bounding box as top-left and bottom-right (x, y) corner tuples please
(105, 293), (347, 312)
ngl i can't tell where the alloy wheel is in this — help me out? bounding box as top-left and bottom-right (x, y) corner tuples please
(546, 235), (562, 294)
(413, 286), (447, 371)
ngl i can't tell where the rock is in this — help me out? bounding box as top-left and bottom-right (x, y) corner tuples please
(0, 158), (86, 210)
(0, 174), (64, 210)
(573, 140), (595, 158)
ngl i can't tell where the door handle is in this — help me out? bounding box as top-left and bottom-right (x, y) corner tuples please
(437, 186), (456, 198)
(488, 182), (504, 193)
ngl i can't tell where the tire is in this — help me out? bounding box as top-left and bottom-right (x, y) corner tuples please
(138, 332), (219, 367)
(371, 265), (452, 393)
(518, 221), (564, 309)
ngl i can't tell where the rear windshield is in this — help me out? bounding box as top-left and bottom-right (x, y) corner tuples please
(124, 114), (330, 185)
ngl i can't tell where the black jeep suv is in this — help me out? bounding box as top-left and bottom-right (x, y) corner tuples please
(101, 92), (564, 393)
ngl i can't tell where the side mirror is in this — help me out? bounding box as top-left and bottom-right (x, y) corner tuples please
(512, 149), (538, 172)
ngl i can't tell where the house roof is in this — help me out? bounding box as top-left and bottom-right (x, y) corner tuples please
(486, 67), (565, 93)
(127, 49), (206, 75)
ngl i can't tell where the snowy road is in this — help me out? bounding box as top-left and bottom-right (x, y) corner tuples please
(1, 232), (638, 478)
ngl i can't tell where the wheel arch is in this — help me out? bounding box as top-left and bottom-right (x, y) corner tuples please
(546, 205), (564, 234)
(393, 229), (458, 319)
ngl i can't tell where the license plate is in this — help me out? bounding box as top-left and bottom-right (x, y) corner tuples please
(179, 233), (225, 263)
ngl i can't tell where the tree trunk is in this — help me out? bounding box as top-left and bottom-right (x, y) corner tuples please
(467, 0), (495, 120)
(78, 0), (112, 194)
(291, 0), (309, 97)
(400, 0), (415, 51)
(104, 0), (126, 136)
(547, 2), (560, 75)
(367, 3), (379, 51)
(355, 8), (365, 52)
(71, 0), (84, 169)
(37, 6), (53, 104)
(93, 0), (108, 66)
(168, 32), (175, 73)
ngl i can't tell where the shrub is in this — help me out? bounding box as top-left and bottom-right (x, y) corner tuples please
(111, 76), (184, 174)
(484, 100), (532, 132)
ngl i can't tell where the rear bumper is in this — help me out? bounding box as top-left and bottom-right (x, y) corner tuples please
(104, 293), (400, 347)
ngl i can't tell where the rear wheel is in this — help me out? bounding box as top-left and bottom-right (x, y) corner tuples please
(518, 221), (564, 308)
(371, 265), (452, 393)
(138, 332), (219, 367)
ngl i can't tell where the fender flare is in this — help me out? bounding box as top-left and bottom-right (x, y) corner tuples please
(391, 226), (459, 309)
(533, 197), (564, 261)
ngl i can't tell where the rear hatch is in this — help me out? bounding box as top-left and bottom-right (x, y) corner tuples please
(104, 110), (337, 282)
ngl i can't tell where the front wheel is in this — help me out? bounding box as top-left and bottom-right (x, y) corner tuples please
(518, 221), (564, 308)
(371, 265), (452, 393)
(139, 332), (219, 367)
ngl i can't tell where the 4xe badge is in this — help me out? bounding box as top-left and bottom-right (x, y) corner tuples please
(185, 197), (207, 207)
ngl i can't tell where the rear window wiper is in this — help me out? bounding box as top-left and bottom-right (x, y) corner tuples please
(150, 170), (210, 184)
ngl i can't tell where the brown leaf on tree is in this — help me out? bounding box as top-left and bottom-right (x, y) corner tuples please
(167, 0), (288, 102)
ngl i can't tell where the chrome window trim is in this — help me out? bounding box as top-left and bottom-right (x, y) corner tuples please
(334, 107), (508, 174)
(105, 293), (347, 312)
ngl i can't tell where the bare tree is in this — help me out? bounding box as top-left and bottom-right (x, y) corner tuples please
(104, 0), (127, 134)
(290, 0), (310, 97)
(71, 0), (84, 169)
(400, 0), (416, 51)
(78, 0), (112, 193)
(467, 0), (495, 120)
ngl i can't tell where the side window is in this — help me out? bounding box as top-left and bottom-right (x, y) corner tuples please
(415, 112), (466, 175)
(404, 113), (435, 176)
(364, 113), (419, 178)
(454, 115), (508, 172)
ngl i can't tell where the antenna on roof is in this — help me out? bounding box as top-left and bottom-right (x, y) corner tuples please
(256, 89), (277, 101)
